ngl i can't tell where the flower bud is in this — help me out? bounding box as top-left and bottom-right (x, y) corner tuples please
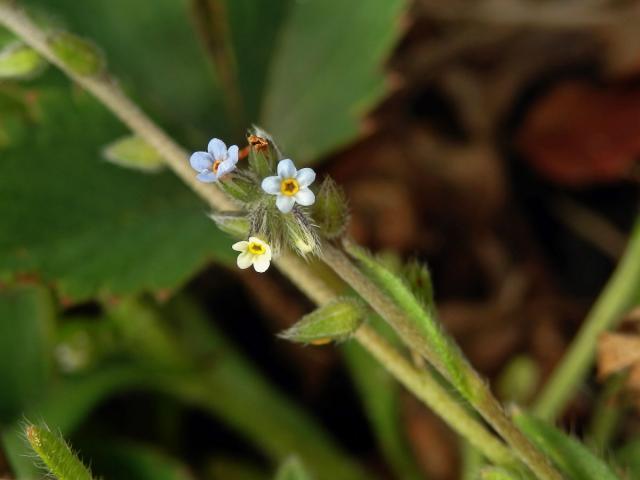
(402, 259), (434, 310)
(48, 31), (105, 76)
(279, 298), (365, 345)
(103, 135), (165, 173)
(284, 209), (319, 257)
(0, 42), (47, 79)
(247, 127), (278, 178)
(209, 212), (250, 237)
(312, 176), (349, 239)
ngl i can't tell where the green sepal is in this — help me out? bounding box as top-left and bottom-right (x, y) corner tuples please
(48, 31), (105, 76)
(209, 212), (250, 238)
(312, 176), (349, 239)
(102, 135), (165, 173)
(0, 42), (47, 79)
(218, 169), (262, 204)
(279, 298), (365, 345)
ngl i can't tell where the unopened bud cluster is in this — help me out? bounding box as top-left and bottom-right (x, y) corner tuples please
(189, 127), (349, 273)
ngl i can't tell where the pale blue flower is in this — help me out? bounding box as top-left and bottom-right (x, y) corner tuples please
(190, 138), (238, 183)
(261, 159), (316, 213)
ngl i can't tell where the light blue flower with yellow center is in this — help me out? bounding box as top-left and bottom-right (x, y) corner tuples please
(190, 138), (238, 183)
(261, 159), (316, 213)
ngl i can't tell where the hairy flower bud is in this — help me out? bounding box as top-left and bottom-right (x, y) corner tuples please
(312, 176), (349, 239)
(279, 298), (365, 345)
(284, 208), (319, 256)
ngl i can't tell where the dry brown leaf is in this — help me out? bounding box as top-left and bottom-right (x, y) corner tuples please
(597, 332), (640, 380)
(517, 82), (640, 186)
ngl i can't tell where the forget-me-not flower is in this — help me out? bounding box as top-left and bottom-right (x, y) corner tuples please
(261, 159), (316, 213)
(232, 237), (272, 273)
(190, 138), (238, 183)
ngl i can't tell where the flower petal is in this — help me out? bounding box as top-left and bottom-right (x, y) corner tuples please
(294, 188), (315, 206)
(227, 145), (239, 164)
(253, 255), (271, 273)
(216, 159), (236, 178)
(208, 138), (227, 159)
(277, 158), (297, 179)
(232, 241), (249, 252)
(196, 170), (218, 183)
(190, 151), (212, 171)
(296, 168), (316, 188)
(276, 194), (296, 213)
(261, 176), (282, 195)
(236, 252), (253, 269)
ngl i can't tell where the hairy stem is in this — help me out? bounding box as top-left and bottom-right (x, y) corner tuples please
(0, 1), (515, 470)
(321, 244), (562, 480)
(277, 254), (516, 466)
(534, 219), (640, 420)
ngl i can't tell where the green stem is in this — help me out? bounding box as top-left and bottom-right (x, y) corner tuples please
(356, 325), (516, 467)
(534, 219), (640, 420)
(321, 244), (562, 480)
(0, 3), (515, 472)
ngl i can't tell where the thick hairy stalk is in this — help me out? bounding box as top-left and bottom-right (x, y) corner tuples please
(321, 244), (562, 480)
(0, 2), (526, 473)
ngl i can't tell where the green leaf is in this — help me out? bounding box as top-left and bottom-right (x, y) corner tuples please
(0, 85), (234, 300)
(0, 285), (54, 422)
(279, 297), (364, 344)
(275, 457), (313, 480)
(103, 135), (166, 173)
(48, 31), (105, 76)
(25, 0), (406, 161)
(513, 410), (621, 480)
(25, 423), (95, 480)
(0, 42), (47, 79)
(24, 0), (230, 142)
(260, 0), (407, 162)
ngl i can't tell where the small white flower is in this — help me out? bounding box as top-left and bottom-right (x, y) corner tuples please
(190, 138), (238, 183)
(261, 159), (316, 213)
(232, 236), (272, 273)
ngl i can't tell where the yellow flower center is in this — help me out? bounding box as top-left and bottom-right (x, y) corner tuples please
(212, 159), (222, 173)
(280, 178), (299, 196)
(248, 241), (266, 255)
